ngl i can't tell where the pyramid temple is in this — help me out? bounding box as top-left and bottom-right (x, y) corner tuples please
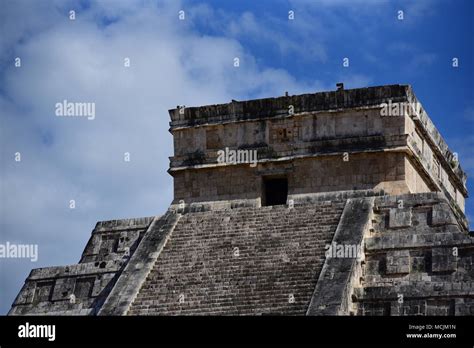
(9, 84), (474, 316)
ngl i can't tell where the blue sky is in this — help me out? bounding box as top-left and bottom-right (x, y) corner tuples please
(0, 0), (473, 314)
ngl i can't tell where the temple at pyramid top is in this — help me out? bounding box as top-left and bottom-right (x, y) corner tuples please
(167, 84), (467, 224)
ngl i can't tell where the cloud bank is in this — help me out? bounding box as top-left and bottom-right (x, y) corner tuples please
(0, 0), (334, 313)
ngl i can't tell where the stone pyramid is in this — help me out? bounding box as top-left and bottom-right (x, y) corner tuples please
(10, 85), (473, 316)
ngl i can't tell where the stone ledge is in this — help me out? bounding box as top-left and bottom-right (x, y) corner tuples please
(27, 260), (123, 281)
(93, 216), (154, 232)
(365, 232), (474, 251)
(169, 134), (409, 169)
(373, 193), (469, 233)
(374, 192), (446, 209)
(169, 189), (384, 214)
(292, 189), (384, 206)
(169, 85), (409, 127)
(353, 281), (474, 301)
(10, 305), (94, 316)
(168, 146), (408, 173)
(169, 199), (260, 213)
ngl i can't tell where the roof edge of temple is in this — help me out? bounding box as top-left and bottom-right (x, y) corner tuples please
(168, 84), (411, 124)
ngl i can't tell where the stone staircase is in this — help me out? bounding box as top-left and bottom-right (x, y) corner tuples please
(128, 201), (346, 315)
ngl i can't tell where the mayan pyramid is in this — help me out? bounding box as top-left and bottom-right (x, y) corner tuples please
(9, 84), (473, 316)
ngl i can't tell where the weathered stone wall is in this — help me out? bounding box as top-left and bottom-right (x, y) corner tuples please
(353, 193), (474, 315)
(8, 217), (154, 315)
(171, 107), (402, 158)
(405, 114), (466, 211)
(173, 152), (410, 204)
(404, 157), (432, 194)
(291, 152), (408, 196)
(304, 192), (473, 316)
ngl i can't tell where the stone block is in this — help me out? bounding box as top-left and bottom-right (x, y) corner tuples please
(51, 277), (76, 301)
(431, 203), (456, 226)
(13, 282), (35, 305)
(386, 250), (411, 274)
(74, 277), (95, 299)
(388, 208), (412, 228)
(432, 248), (457, 273)
(33, 281), (55, 303)
(426, 300), (453, 315)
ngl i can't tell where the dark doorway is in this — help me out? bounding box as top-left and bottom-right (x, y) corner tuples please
(263, 177), (288, 206)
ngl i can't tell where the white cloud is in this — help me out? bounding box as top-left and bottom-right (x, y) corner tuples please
(0, 0), (328, 313)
